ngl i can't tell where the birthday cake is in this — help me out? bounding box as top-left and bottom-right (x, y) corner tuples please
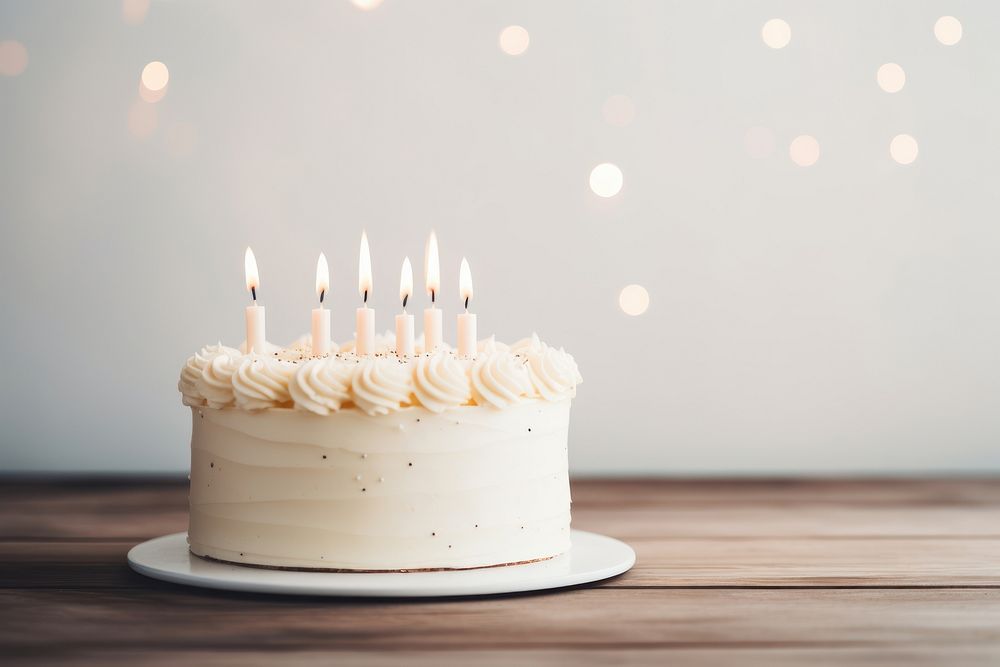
(178, 334), (582, 571)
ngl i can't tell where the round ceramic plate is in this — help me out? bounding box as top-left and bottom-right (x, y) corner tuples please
(128, 530), (634, 597)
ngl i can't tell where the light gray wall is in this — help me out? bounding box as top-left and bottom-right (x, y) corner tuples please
(2, 1), (998, 474)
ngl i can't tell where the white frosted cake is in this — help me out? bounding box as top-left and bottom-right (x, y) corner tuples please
(178, 335), (582, 571)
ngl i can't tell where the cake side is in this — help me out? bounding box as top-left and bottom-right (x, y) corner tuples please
(188, 399), (572, 570)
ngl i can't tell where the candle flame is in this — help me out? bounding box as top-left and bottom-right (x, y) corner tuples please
(424, 230), (440, 299)
(400, 256), (413, 308)
(315, 252), (329, 303)
(358, 231), (372, 302)
(244, 247), (259, 298)
(459, 257), (473, 307)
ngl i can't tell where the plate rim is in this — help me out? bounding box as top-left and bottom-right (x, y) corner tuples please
(127, 529), (635, 598)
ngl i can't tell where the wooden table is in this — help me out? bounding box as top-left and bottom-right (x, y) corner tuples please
(2, 478), (999, 666)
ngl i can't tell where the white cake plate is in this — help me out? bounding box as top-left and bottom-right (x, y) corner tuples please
(128, 530), (634, 598)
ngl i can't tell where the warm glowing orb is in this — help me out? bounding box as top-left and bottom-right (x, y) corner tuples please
(877, 63), (906, 93)
(499, 25), (530, 56)
(350, 0), (384, 9)
(789, 135), (820, 167)
(619, 285), (650, 316)
(141, 61), (169, 92)
(890, 134), (919, 165)
(934, 16), (962, 46)
(761, 19), (791, 49)
(590, 163), (623, 198)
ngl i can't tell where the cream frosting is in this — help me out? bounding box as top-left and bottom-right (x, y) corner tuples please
(197, 349), (244, 409)
(179, 343), (242, 406)
(288, 357), (354, 416)
(412, 351), (472, 413)
(232, 354), (297, 411)
(187, 399), (572, 570)
(512, 334), (583, 401)
(470, 340), (533, 409)
(350, 356), (414, 416)
(181, 334), (581, 414)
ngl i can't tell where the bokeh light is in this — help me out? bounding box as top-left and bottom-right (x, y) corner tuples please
(934, 16), (963, 46)
(0, 40), (28, 77)
(744, 126), (776, 159)
(602, 94), (635, 127)
(761, 19), (791, 49)
(141, 61), (169, 92)
(590, 163), (623, 198)
(890, 134), (918, 165)
(499, 25), (530, 56)
(877, 63), (905, 93)
(789, 135), (820, 167)
(350, 0), (384, 10)
(127, 100), (158, 138)
(122, 0), (150, 25)
(619, 285), (650, 316)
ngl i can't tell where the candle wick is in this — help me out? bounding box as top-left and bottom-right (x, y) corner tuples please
(464, 296), (469, 310)
(402, 294), (408, 309)
(363, 289), (368, 305)
(251, 286), (256, 302)
(319, 289), (325, 305)
(431, 289), (436, 304)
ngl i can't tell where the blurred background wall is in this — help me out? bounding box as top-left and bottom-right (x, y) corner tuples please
(1, 1), (998, 474)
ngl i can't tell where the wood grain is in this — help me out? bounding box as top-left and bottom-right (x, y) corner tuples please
(1, 477), (998, 666)
(10, 648), (1000, 667)
(2, 589), (999, 650)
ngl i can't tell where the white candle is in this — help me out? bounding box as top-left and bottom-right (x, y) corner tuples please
(424, 308), (442, 354)
(356, 231), (375, 356)
(244, 247), (266, 354)
(457, 257), (477, 358)
(423, 230), (442, 353)
(311, 252), (331, 356)
(396, 257), (415, 357)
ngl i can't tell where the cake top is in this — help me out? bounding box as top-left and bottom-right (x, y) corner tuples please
(179, 334), (582, 416)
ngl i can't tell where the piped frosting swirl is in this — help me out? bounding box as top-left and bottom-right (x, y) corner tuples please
(512, 334), (583, 401)
(470, 337), (533, 409)
(232, 354), (296, 411)
(179, 343), (242, 406)
(197, 349), (244, 409)
(350, 356), (414, 416)
(288, 357), (353, 415)
(180, 334), (580, 414)
(412, 351), (472, 413)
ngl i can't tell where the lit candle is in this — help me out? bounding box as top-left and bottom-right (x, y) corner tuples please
(396, 257), (415, 358)
(356, 231), (375, 356)
(244, 247), (266, 354)
(457, 257), (476, 358)
(311, 252), (331, 356)
(423, 230), (442, 353)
